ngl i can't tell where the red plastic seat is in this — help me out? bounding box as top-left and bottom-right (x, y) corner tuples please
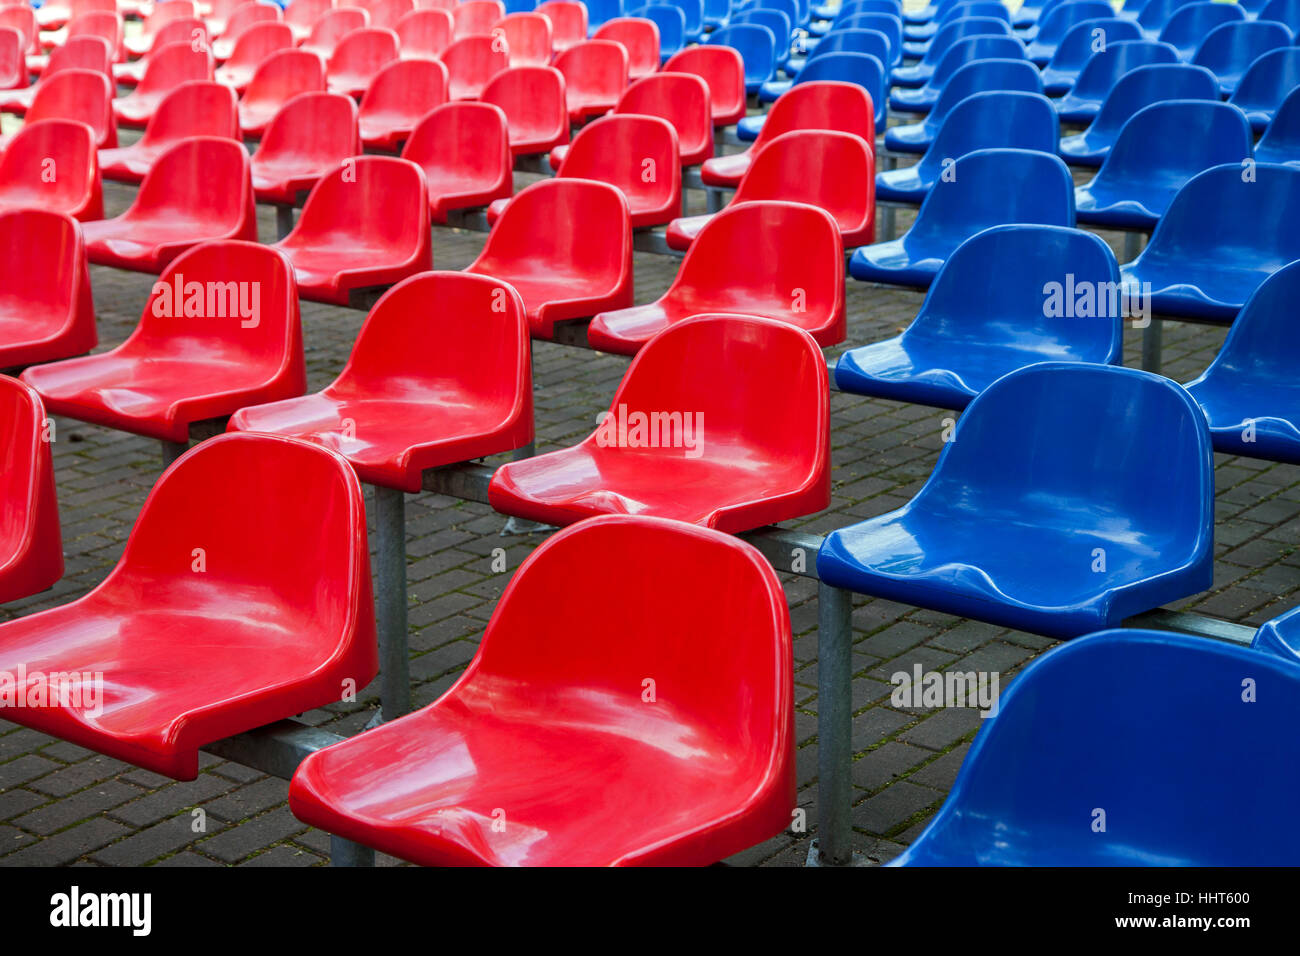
(113, 40), (214, 127)
(238, 47), (327, 137)
(211, 1), (282, 61)
(100, 81), (237, 184)
(0, 430), (376, 780)
(495, 114), (679, 228)
(0, 28), (26, 90)
(608, 71), (714, 165)
(594, 17), (660, 81)
(29, 10), (122, 75)
(81, 137), (256, 272)
(214, 20), (293, 90)
(358, 56), (447, 148)
(271, 155), (431, 304)
(0, 35), (111, 113)
(0, 118), (101, 220)
(400, 100), (510, 222)
(394, 6), (451, 59)
(230, 271), (531, 491)
(441, 33), (507, 99)
(536, 0), (585, 54)
(288, 512), (795, 867)
(0, 209), (96, 370)
(556, 39), (627, 123)
(361, 0), (414, 30)
(123, 0), (198, 57)
(701, 80), (875, 188)
(452, 0), (504, 38)
(480, 64), (567, 155)
(326, 25), (397, 95)
(664, 45), (745, 126)
(494, 11), (550, 67)
(251, 90), (359, 204)
(589, 201), (846, 354)
(492, 314), (830, 529)
(301, 6), (369, 61)
(467, 178), (632, 339)
(285, 0), (336, 44)
(0, 376), (61, 603)
(112, 18), (208, 87)
(0, 6), (37, 58)
(669, 131), (874, 250)
(1, 68), (115, 149)
(414, 0), (456, 10)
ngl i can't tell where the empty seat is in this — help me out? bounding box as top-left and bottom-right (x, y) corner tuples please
(1024, 0), (1119, 64)
(5, 68), (115, 149)
(362, 0), (416, 30)
(357, 56), (447, 148)
(819, 363), (1214, 637)
(1, 6), (37, 62)
(812, 13), (905, 66)
(441, 33), (509, 98)
(285, 0), (337, 44)
(0, 208), (96, 370)
(602, 71), (712, 166)
(113, 40), (214, 128)
(1121, 163), (1300, 321)
(589, 200), (845, 354)
(1041, 17), (1144, 94)
(905, 0), (1007, 43)
(230, 272), (531, 491)
(0, 119), (101, 221)
(663, 44), (745, 125)
(740, 51), (887, 140)
(1133, 0), (1198, 37)
(759, 26), (886, 102)
(394, 7), (453, 58)
(1255, 84), (1300, 165)
(891, 15), (1012, 87)
(289, 513), (795, 867)
(0, 430), (377, 780)
(668, 130), (873, 250)
(238, 47), (328, 138)
(453, 0), (506, 37)
(555, 39), (628, 122)
(889, 35), (1028, 113)
(1258, 0), (1300, 29)
(587, 0), (627, 30)
(1228, 46), (1300, 132)
(839, 225), (1121, 407)
(82, 137), (256, 273)
(886, 58), (1042, 154)
(1254, 602), (1300, 663)
(536, 0), (587, 52)
(124, 0), (199, 57)
(594, 16), (660, 80)
(1157, 0), (1244, 61)
(214, 20), (294, 91)
(634, 3), (686, 61)
(0, 35), (111, 114)
(0, 375), (61, 603)
(495, 11), (551, 65)
(1058, 62), (1218, 165)
(113, 18), (208, 87)
(733, 8), (793, 72)
(326, 26), (398, 96)
(211, 1), (283, 61)
(480, 64), (568, 155)
(1054, 39), (1179, 123)
(252, 90), (360, 205)
(401, 100), (511, 222)
(29, 10), (122, 77)
(707, 22), (776, 93)
(1192, 19), (1291, 96)
(302, 6), (370, 60)
(656, 0), (705, 40)
(100, 81), (238, 184)
(850, 148), (1075, 288)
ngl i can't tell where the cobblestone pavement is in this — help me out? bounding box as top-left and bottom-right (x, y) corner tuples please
(0, 133), (1296, 868)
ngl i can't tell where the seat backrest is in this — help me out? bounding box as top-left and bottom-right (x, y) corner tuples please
(0, 28), (18, 86)
(638, 3), (685, 50)
(305, 6), (370, 55)
(395, 7), (453, 57)
(1046, 17), (1143, 71)
(285, 0), (337, 31)
(125, 136), (253, 230)
(555, 37), (629, 91)
(833, 13), (903, 58)
(929, 34), (1028, 89)
(733, 129), (873, 236)
(44, 34), (112, 78)
(0, 208), (90, 333)
(142, 0), (199, 37)
(1136, 0), (1199, 32)
(139, 80), (239, 146)
(219, 0), (282, 40)
(805, 27), (891, 68)
(919, 15), (1013, 67)
(244, 48), (328, 106)
(733, 7), (791, 51)
(658, 0), (703, 35)
(494, 11), (552, 65)
(26, 68), (114, 146)
(1032, 0), (1114, 44)
(1255, 83), (1300, 161)
(400, 99), (510, 184)
(833, 0), (902, 19)
(1192, 18), (1290, 72)
(480, 64), (567, 145)
(1158, 0), (1244, 49)
(536, 0), (588, 45)
(1229, 45), (1300, 113)
(556, 114), (680, 205)
(1096, 99), (1253, 190)
(921, 90), (1058, 181)
(359, 55), (448, 115)
(1189, 259), (1300, 390)
(0, 375), (59, 578)
(327, 25), (399, 75)
(0, 118), (97, 213)
(758, 80), (875, 150)
(454, 0), (506, 36)
(1259, 0), (1300, 29)
(284, 155), (428, 251)
(708, 22), (777, 82)
(223, 19), (294, 66)
(142, 17), (209, 56)
(135, 39), (215, 93)
(614, 71), (709, 154)
(1085, 62), (1220, 140)
(793, 52), (885, 129)
(0, 6), (34, 53)
(593, 17), (660, 74)
(923, 58), (1043, 134)
(663, 44), (744, 118)
(441, 33), (510, 95)
(257, 90), (360, 165)
(364, 0), (415, 29)
(65, 10), (123, 60)
(1070, 38), (1178, 99)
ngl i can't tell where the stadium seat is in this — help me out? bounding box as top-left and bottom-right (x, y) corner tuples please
(81, 137), (256, 272)
(536, 0), (587, 51)
(0, 430), (376, 781)
(442, 34), (509, 98)
(1041, 18), (1144, 94)
(453, 0), (506, 37)
(809, 12), (904, 65)
(839, 225), (1121, 407)
(707, 22), (776, 93)
(0, 119), (101, 221)
(285, 0), (336, 44)
(1228, 46), (1300, 132)
(759, 26), (887, 102)
(0, 376), (60, 602)
(302, 6), (370, 60)
(0, 209), (96, 370)
(886, 58), (1042, 154)
(554, 39), (628, 121)
(1254, 602), (1300, 663)
(1023, 0), (1119, 64)
(656, 0), (705, 41)
(889, 35), (1028, 113)
(1254, 85), (1300, 165)
(1058, 62), (1219, 165)
(229, 272), (531, 491)
(663, 44), (745, 125)
(112, 19), (208, 87)
(595, 70), (712, 166)
(588, 200), (845, 354)
(586, 0), (627, 31)
(1191, 19), (1291, 96)
(326, 26), (398, 96)
(1183, 260), (1300, 464)
(362, 0), (415, 30)
(495, 11), (551, 65)
(394, 7), (453, 57)
(593, 16), (660, 80)
(124, 0), (199, 57)
(891, 15), (1012, 87)
(668, 130), (873, 250)
(633, 3), (686, 61)
(1131, 0), (1197, 36)
(238, 48), (328, 137)
(480, 64), (568, 155)
(357, 56), (448, 148)
(214, 21), (293, 91)
(1075, 100), (1253, 231)
(0, 35), (111, 113)
(29, 10), (122, 76)
(2, 68), (115, 149)
(850, 148), (1075, 288)
(1054, 39), (1179, 123)
(733, 8), (792, 71)
(113, 41), (214, 128)
(1156, 0), (1244, 61)
(1, 5), (38, 61)
(401, 100), (511, 222)
(1120, 163), (1300, 322)
(905, 0), (1007, 43)
(818, 363), (1214, 638)
(740, 51), (886, 140)
(289, 512), (795, 867)
(1257, 0), (1300, 29)
(99, 81), (238, 185)
(251, 91), (360, 205)
(211, 2), (283, 62)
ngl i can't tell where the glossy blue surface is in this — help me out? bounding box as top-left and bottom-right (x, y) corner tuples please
(703, 0), (730, 29)
(809, 0), (901, 36)
(585, 0), (625, 29)
(892, 630), (1300, 866)
(708, 22), (778, 91)
(885, 58), (1042, 154)
(734, 8), (793, 70)
(801, 13), (903, 64)
(892, 16), (1012, 87)
(761, 27), (888, 99)
(849, 148), (1073, 287)
(633, 3), (687, 59)
(1120, 163), (1300, 321)
(1156, 0), (1245, 60)
(654, 0), (706, 39)
(1228, 46), (1300, 132)
(1191, 19), (1292, 95)
(1041, 18), (1143, 94)
(818, 363), (1215, 638)
(1024, 0), (1116, 65)
(1254, 84), (1300, 164)
(1054, 39), (1179, 123)
(889, 34), (1027, 112)
(1253, 602), (1300, 662)
(905, 1), (1008, 43)
(737, 51), (886, 138)
(875, 91), (1058, 203)
(1057, 63), (1219, 165)
(841, 224), (1117, 407)
(1136, 0), (1199, 37)
(1257, 0), (1300, 30)
(1075, 100), (1254, 230)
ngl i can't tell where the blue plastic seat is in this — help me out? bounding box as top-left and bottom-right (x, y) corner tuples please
(904, 0), (960, 26)
(892, 630), (1300, 866)
(1054, 39), (1179, 124)
(633, 3), (687, 59)
(586, 0), (626, 30)
(1254, 601), (1300, 662)
(761, 27), (887, 99)
(905, 1), (1008, 43)
(1024, 0), (1116, 65)
(850, 149), (1074, 287)
(803, 12), (903, 63)
(1075, 100), (1254, 231)
(653, 0), (705, 40)
(1191, 19), (1292, 96)
(889, 34), (1027, 112)
(738, 51), (886, 138)
(842, 223), (1116, 406)
(893, 16), (1012, 86)
(1239, 0), (1273, 14)
(703, 0), (731, 29)
(1135, 0), (1200, 38)
(1120, 163), (1300, 322)
(818, 362), (1214, 638)
(1257, 0), (1300, 31)
(1254, 84), (1300, 164)
(1058, 63), (1219, 165)
(1156, 1), (1246, 61)
(810, 0), (900, 37)
(734, 8), (793, 70)
(708, 22), (778, 91)
(1041, 17), (1145, 94)
(1183, 261), (1300, 464)
(885, 58), (1042, 154)
(1228, 46), (1300, 132)
(876, 91), (1059, 203)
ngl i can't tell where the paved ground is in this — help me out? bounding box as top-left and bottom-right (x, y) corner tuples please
(0, 121), (1296, 867)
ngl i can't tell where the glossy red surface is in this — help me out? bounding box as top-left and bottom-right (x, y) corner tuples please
(664, 45), (746, 126)
(465, 178), (633, 339)
(214, 20), (293, 92)
(0, 28), (26, 91)
(362, 0), (415, 31)
(112, 40), (214, 128)
(302, 7), (369, 62)
(594, 17), (661, 81)
(555, 39), (627, 123)
(0, 34), (111, 112)
(358, 56), (448, 149)
(99, 81), (237, 185)
(0, 209), (96, 368)
(480, 64), (568, 156)
(495, 12), (551, 67)
(251, 91), (359, 205)
(0, 377), (62, 603)
(401, 100), (512, 223)
(122, 0), (197, 58)
(21, 240), (305, 442)
(230, 271), (532, 492)
(452, 0), (504, 38)
(237, 48), (327, 139)
(112, 18), (207, 87)
(395, 7), (452, 59)
(0, 118), (101, 221)
(326, 26), (398, 97)
(29, 11), (122, 75)
(289, 513), (794, 866)
(285, 0), (335, 44)
(441, 34), (508, 99)
(0, 432), (377, 780)
(2, 68), (114, 149)
(614, 71), (713, 166)
(536, 0), (586, 53)
(211, 1), (281, 62)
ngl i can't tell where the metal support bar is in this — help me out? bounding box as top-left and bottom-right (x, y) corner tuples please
(275, 205), (294, 240)
(330, 835), (376, 867)
(816, 581), (853, 866)
(373, 484), (411, 722)
(1122, 230), (1145, 264)
(706, 187), (727, 213)
(1141, 317), (1163, 374)
(160, 440), (187, 468)
(632, 230), (686, 257)
(203, 719), (346, 778)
